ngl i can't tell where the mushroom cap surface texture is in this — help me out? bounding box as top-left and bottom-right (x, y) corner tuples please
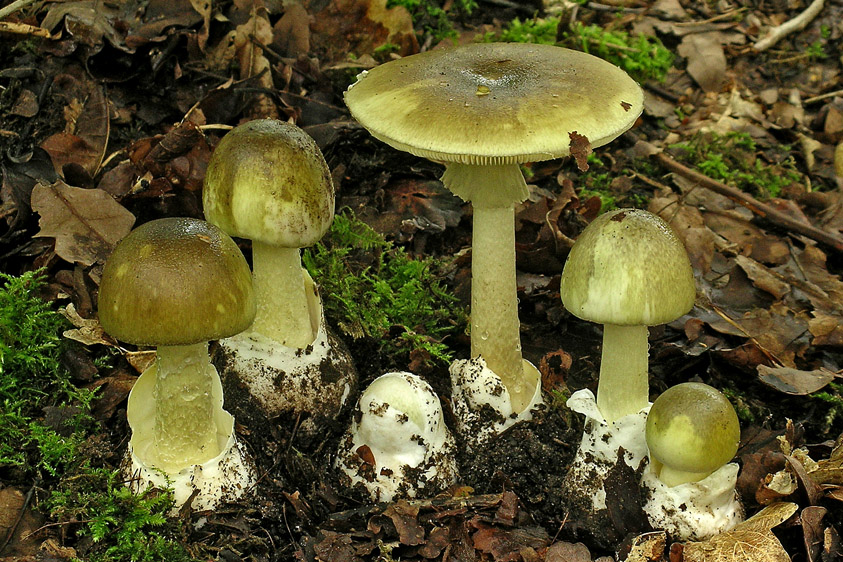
(560, 208), (696, 326)
(203, 119), (335, 247)
(344, 43), (644, 166)
(98, 217), (256, 347)
(646, 382), (740, 475)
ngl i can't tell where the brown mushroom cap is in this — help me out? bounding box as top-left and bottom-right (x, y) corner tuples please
(203, 119), (335, 248)
(98, 217), (256, 346)
(344, 43), (644, 166)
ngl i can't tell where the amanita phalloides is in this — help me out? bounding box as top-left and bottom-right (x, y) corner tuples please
(336, 372), (458, 502)
(641, 382), (743, 540)
(98, 217), (257, 510)
(203, 119), (356, 432)
(344, 43), (644, 446)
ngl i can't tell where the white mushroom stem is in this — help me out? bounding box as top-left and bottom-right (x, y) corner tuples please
(251, 240), (315, 349)
(597, 324), (649, 424)
(441, 163), (532, 413)
(152, 343), (221, 472)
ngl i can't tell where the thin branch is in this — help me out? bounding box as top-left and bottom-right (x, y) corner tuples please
(652, 152), (843, 253)
(0, 0), (37, 20)
(754, 0), (825, 51)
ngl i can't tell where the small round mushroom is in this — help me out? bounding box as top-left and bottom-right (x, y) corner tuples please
(560, 208), (696, 424)
(203, 118), (335, 349)
(98, 217), (256, 509)
(203, 120), (356, 432)
(345, 43), (643, 419)
(646, 382), (740, 487)
(641, 382), (743, 539)
(336, 372), (458, 502)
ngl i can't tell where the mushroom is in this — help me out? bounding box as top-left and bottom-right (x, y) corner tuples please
(344, 43), (643, 443)
(641, 382), (743, 540)
(646, 382), (740, 486)
(98, 217), (257, 510)
(203, 119), (333, 349)
(336, 372), (458, 502)
(560, 208), (696, 424)
(203, 119), (357, 432)
(558, 208), (695, 546)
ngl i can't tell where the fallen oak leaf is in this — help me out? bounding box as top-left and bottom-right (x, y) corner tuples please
(672, 502), (798, 562)
(31, 180), (135, 266)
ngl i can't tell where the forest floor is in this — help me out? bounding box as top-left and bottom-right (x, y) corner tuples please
(1, 0), (843, 561)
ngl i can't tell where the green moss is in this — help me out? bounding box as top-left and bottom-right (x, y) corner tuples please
(670, 131), (803, 199)
(303, 211), (466, 366)
(387, 0), (477, 42)
(482, 16), (673, 81)
(46, 468), (196, 562)
(721, 387), (757, 424)
(810, 382), (843, 437)
(0, 270), (96, 477)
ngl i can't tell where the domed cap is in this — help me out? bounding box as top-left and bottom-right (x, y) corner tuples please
(98, 217), (256, 346)
(344, 43), (643, 166)
(203, 119), (335, 248)
(560, 208), (695, 326)
(646, 382), (740, 476)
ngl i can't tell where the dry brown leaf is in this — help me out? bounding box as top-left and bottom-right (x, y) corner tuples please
(60, 303), (113, 347)
(677, 502), (798, 562)
(309, 0), (418, 64)
(40, 75), (109, 176)
(31, 180), (135, 266)
(676, 32), (727, 93)
(756, 364), (836, 395)
(234, 3), (278, 119)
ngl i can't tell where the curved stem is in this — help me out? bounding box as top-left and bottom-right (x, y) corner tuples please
(597, 324), (649, 424)
(251, 241), (315, 348)
(152, 343), (221, 471)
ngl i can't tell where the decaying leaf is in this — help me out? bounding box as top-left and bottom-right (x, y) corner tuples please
(234, 2), (277, 119)
(676, 502), (798, 562)
(757, 364), (836, 395)
(309, 0), (418, 64)
(60, 302), (113, 347)
(31, 180), (135, 266)
(40, 73), (109, 177)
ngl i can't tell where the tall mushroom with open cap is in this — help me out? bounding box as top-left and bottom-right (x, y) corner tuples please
(98, 217), (257, 511)
(344, 43), (644, 443)
(203, 119), (357, 433)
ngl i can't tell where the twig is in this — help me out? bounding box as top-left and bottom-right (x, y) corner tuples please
(804, 89), (843, 105)
(0, 0), (37, 20)
(652, 152), (843, 253)
(754, 0), (825, 51)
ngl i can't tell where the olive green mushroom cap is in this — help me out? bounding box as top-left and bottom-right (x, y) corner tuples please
(344, 43), (644, 166)
(560, 208), (696, 326)
(98, 217), (256, 347)
(646, 382), (740, 475)
(203, 119), (335, 248)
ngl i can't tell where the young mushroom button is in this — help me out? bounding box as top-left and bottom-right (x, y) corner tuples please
(560, 209), (696, 424)
(345, 43), (644, 415)
(646, 382), (741, 487)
